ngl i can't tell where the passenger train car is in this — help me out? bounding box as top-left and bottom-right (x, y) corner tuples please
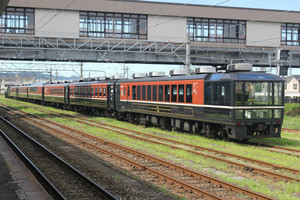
(6, 63), (285, 141)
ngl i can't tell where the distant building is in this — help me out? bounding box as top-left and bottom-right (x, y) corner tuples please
(0, 76), (35, 94)
(285, 75), (300, 102)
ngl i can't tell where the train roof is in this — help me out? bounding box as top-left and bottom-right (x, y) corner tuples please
(211, 72), (284, 81)
(117, 71), (283, 83)
(118, 74), (207, 83)
(69, 79), (116, 86)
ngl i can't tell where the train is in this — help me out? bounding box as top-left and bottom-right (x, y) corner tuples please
(5, 63), (285, 141)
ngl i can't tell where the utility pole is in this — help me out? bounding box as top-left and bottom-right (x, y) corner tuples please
(123, 65), (129, 79)
(185, 36), (191, 74)
(80, 62), (83, 79)
(50, 67), (53, 82)
(276, 48), (281, 76)
(56, 69), (58, 81)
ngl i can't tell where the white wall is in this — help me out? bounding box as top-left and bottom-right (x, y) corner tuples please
(246, 21), (281, 47)
(35, 9), (79, 38)
(147, 15), (187, 42)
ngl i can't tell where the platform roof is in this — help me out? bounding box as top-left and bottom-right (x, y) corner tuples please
(7, 0), (300, 23)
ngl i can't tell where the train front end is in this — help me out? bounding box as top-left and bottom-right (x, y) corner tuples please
(226, 64), (284, 140)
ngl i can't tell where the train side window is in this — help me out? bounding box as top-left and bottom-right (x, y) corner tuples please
(186, 84), (192, 103)
(142, 85), (146, 100)
(121, 88), (124, 96)
(171, 85), (177, 102)
(127, 87), (130, 97)
(137, 86), (141, 100)
(95, 87), (98, 97)
(178, 85), (184, 102)
(132, 86), (136, 100)
(147, 85), (151, 101)
(158, 85), (163, 101)
(124, 87), (126, 96)
(103, 87), (106, 97)
(99, 87), (102, 97)
(153, 85), (157, 101)
(164, 85), (170, 102)
(92, 87), (94, 97)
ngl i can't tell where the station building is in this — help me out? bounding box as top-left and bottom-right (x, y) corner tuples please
(1, 0), (300, 67)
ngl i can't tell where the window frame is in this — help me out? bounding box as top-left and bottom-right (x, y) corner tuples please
(187, 17), (246, 43)
(79, 11), (147, 39)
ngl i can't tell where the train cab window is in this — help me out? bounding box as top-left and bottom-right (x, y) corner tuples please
(220, 82), (231, 105)
(274, 82), (283, 105)
(178, 85), (184, 102)
(147, 85), (151, 101)
(158, 85), (163, 101)
(132, 86), (136, 100)
(103, 87), (106, 97)
(164, 85), (170, 102)
(171, 85), (177, 102)
(153, 85), (157, 101)
(186, 84), (193, 103)
(142, 85), (146, 100)
(137, 86), (141, 100)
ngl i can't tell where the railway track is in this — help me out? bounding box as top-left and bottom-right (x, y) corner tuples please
(0, 104), (276, 200)
(2, 99), (300, 157)
(2, 103), (298, 182)
(245, 141), (300, 156)
(282, 128), (300, 134)
(0, 115), (118, 200)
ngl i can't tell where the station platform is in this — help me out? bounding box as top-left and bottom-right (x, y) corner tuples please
(0, 135), (52, 200)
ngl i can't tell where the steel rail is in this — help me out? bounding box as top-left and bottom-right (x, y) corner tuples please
(0, 115), (119, 200)
(0, 127), (66, 200)
(245, 141), (300, 154)
(1, 103), (298, 182)
(3, 99), (299, 157)
(1, 105), (277, 200)
(282, 128), (300, 134)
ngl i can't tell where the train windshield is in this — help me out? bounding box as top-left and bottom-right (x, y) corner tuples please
(235, 82), (283, 106)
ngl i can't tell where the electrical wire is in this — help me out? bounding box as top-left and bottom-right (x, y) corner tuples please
(36, 0), (76, 32)
(35, 0), (65, 27)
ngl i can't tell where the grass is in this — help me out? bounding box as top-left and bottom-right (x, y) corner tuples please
(285, 103), (300, 116)
(1, 95), (299, 200)
(283, 115), (300, 130)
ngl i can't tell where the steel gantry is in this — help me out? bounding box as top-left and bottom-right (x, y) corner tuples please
(0, 34), (300, 68)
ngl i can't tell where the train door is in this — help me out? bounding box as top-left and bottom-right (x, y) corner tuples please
(64, 86), (69, 104)
(107, 84), (115, 110)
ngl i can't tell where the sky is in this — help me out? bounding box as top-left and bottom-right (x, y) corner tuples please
(143, 0), (300, 11)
